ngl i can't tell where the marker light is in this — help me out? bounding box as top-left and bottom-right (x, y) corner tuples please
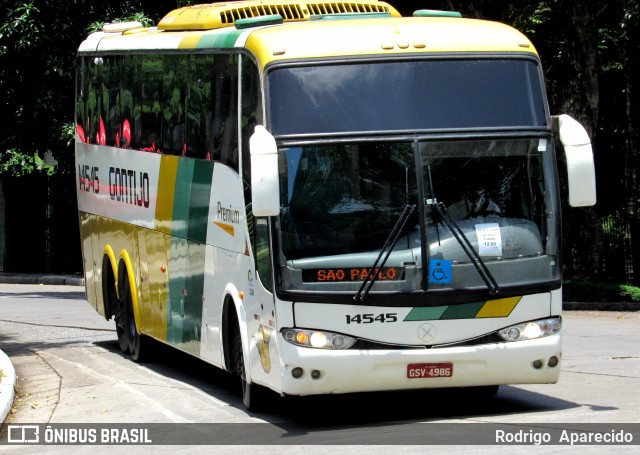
(282, 328), (356, 350)
(498, 317), (561, 342)
(295, 331), (308, 344)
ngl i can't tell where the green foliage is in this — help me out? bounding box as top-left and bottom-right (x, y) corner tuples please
(61, 123), (76, 148)
(1, 148), (55, 176)
(563, 280), (640, 303)
(507, 2), (553, 35)
(87, 12), (155, 34)
(0, 1), (41, 56)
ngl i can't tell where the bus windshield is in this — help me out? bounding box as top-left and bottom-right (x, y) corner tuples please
(276, 138), (559, 296)
(268, 58), (547, 136)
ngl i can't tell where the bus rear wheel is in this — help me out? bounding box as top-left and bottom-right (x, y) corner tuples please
(115, 320), (129, 354)
(106, 275), (128, 354)
(121, 274), (145, 362)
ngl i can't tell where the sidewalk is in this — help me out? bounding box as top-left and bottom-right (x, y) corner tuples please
(0, 349), (16, 425)
(0, 273), (84, 424)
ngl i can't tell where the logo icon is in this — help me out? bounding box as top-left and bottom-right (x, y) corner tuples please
(8, 425), (40, 443)
(417, 323), (437, 342)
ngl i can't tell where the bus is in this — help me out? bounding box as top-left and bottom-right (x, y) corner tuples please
(75, 0), (597, 410)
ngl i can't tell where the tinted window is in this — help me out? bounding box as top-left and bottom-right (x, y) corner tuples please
(76, 54), (240, 170)
(268, 59), (546, 136)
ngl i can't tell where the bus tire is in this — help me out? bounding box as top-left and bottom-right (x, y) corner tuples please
(121, 273), (145, 362)
(116, 321), (129, 354)
(104, 267), (129, 354)
(230, 319), (268, 412)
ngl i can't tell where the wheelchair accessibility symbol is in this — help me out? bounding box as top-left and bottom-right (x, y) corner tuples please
(429, 259), (452, 284)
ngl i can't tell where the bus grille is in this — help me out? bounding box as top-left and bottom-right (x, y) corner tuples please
(306, 2), (391, 15)
(220, 3), (306, 24)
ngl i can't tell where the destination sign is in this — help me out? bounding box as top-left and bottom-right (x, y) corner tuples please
(302, 267), (404, 283)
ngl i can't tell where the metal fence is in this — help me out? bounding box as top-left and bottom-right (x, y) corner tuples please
(600, 211), (636, 284)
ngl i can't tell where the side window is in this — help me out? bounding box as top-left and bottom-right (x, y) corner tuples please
(76, 57), (96, 143)
(116, 55), (134, 149)
(77, 56), (111, 146)
(255, 218), (273, 292)
(78, 52), (243, 166)
(241, 55), (263, 192)
(160, 55), (188, 156)
(212, 54), (239, 170)
(187, 54), (215, 160)
(101, 56), (119, 146)
(241, 55), (263, 251)
(139, 55), (163, 152)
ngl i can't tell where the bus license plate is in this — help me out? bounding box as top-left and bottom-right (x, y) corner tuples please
(407, 363), (453, 378)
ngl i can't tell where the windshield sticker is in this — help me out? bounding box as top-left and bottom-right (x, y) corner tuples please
(476, 223), (502, 256)
(429, 259), (452, 284)
(538, 138), (548, 151)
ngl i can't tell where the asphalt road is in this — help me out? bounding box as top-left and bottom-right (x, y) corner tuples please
(1, 283), (639, 453)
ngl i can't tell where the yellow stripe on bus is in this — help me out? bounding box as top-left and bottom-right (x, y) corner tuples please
(155, 155), (179, 234)
(475, 296), (522, 318)
(179, 33), (203, 49)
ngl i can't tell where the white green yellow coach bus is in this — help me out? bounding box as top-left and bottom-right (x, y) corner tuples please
(75, 0), (597, 410)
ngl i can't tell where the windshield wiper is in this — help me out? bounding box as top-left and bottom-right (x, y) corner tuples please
(430, 201), (500, 295)
(354, 204), (416, 302)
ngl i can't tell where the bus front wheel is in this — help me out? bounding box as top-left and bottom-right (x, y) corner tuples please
(230, 321), (268, 411)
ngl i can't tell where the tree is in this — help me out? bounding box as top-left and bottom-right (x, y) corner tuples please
(0, 0), (177, 272)
(1, 0), (638, 280)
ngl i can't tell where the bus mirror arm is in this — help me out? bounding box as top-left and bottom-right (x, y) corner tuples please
(552, 114), (597, 207)
(249, 126), (281, 217)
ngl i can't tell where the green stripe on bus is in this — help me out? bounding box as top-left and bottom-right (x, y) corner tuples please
(172, 159), (196, 239)
(167, 237), (188, 345)
(404, 306), (448, 321)
(440, 301), (485, 319)
(166, 238), (204, 354)
(196, 31), (243, 49)
(185, 242), (206, 352)
(404, 301), (488, 321)
(188, 161), (214, 244)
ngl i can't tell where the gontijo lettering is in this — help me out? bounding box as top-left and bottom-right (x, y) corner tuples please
(109, 167), (150, 208)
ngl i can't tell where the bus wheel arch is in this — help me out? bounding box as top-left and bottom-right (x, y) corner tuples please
(223, 292), (269, 411)
(101, 246), (118, 320)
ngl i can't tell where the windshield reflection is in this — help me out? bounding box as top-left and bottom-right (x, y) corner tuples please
(280, 143), (416, 260)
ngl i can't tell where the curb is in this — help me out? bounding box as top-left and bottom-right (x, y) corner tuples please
(0, 273), (84, 286)
(0, 349), (16, 425)
(563, 301), (639, 312)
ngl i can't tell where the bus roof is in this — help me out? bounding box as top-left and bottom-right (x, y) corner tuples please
(78, 1), (538, 68)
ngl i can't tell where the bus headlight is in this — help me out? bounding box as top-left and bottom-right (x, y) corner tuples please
(282, 328), (356, 349)
(498, 317), (561, 342)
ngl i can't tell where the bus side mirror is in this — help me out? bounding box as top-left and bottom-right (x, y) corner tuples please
(553, 114), (597, 207)
(249, 125), (281, 216)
